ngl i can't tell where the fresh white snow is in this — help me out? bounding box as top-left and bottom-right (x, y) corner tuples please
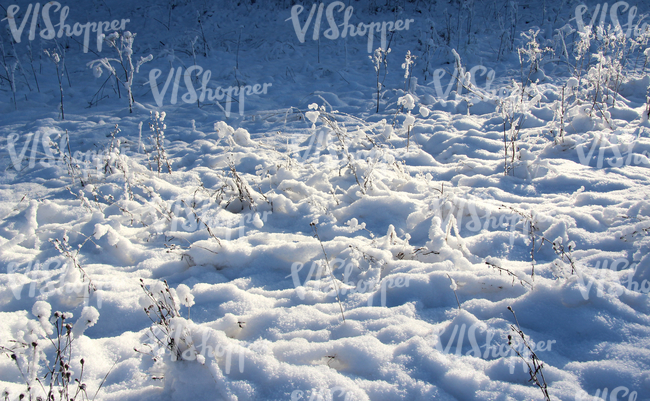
(1, 0), (650, 400)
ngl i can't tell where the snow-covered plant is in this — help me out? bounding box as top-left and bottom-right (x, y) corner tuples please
(370, 47), (391, 113)
(552, 80), (571, 144)
(553, 24), (575, 67)
(484, 258), (532, 288)
(507, 306), (551, 401)
(102, 124), (121, 175)
(149, 111), (173, 174)
(289, 104), (335, 164)
(0, 302), (100, 401)
(44, 48), (65, 120)
(590, 29), (628, 108)
(179, 199), (222, 244)
(451, 49), (470, 94)
(518, 28), (552, 86)
(196, 10), (210, 57)
(553, 24), (650, 129)
(138, 279), (193, 362)
(300, 104), (366, 193)
(226, 157), (256, 211)
(573, 26), (593, 84)
(497, 80), (541, 175)
(401, 50), (417, 92)
(546, 236), (577, 276)
(25, 42), (40, 93)
(87, 31), (153, 113)
(49, 231), (98, 297)
(551, 77), (579, 144)
(397, 94), (416, 151)
(445, 49), (492, 110)
(580, 51), (617, 126)
(102, 124), (134, 200)
(47, 130), (84, 187)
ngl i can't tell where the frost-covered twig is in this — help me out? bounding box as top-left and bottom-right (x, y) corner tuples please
(44, 49), (65, 119)
(50, 231), (98, 294)
(518, 29), (552, 87)
(485, 260), (532, 288)
(87, 32), (152, 113)
(226, 157), (255, 210)
(149, 111), (173, 174)
(507, 306), (551, 401)
(370, 47), (391, 113)
(402, 50), (417, 92)
(180, 199), (222, 246)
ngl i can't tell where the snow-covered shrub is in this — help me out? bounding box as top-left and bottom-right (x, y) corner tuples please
(397, 94), (416, 151)
(441, 49), (494, 111)
(225, 157), (257, 211)
(87, 31), (153, 113)
(91, 124), (136, 202)
(562, 25), (649, 111)
(370, 47), (390, 113)
(517, 28), (552, 85)
(496, 80), (541, 175)
(46, 130), (86, 187)
(44, 48), (65, 120)
(0, 302), (99, 401)
(302, 103), (396, 195)
(149, 111), (173, 174)
(139, 279), (195, 362)
(401, 50), (417, 92)
(50, 231), (98, 297)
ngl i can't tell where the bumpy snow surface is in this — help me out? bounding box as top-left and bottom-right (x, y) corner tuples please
(1, 0), (650, 400)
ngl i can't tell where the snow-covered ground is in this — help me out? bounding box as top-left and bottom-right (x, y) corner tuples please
(1, 0), (650, 400)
